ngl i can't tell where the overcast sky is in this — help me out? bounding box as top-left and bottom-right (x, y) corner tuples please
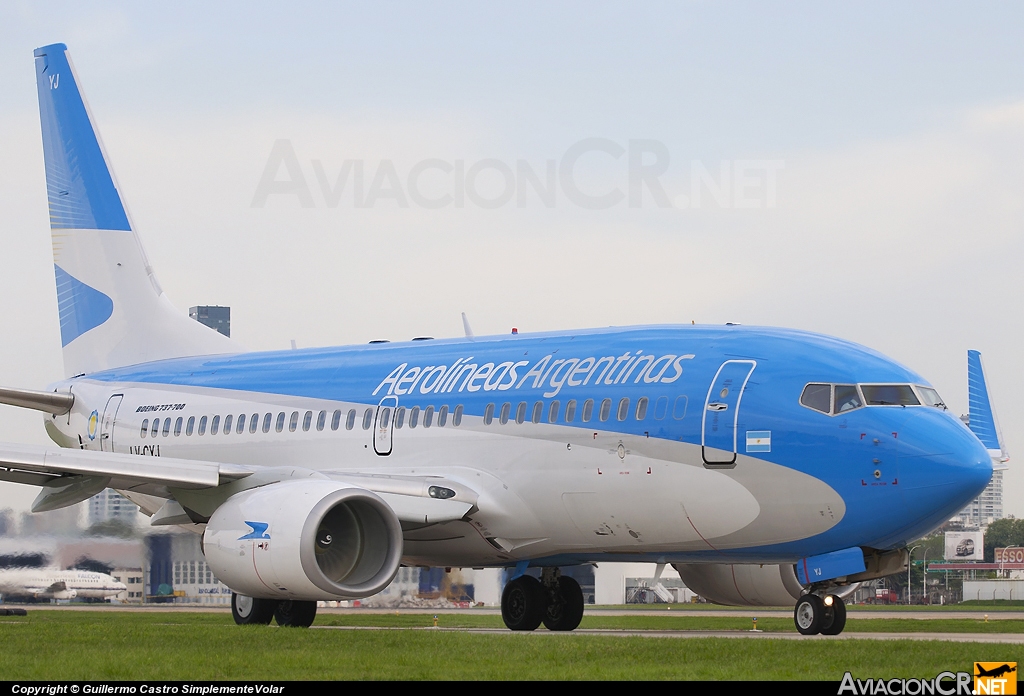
(0, 2), (1022, 521)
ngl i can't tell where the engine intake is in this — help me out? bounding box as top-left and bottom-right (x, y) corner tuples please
(204, 480), (403, 601)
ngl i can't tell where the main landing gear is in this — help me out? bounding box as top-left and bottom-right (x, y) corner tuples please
(231, 593), (318, 628)
(501, 568), (585, 632)
(794, 593), (847, 636)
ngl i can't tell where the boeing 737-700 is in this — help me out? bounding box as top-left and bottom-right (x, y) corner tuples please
(0, 44), (1000, 634)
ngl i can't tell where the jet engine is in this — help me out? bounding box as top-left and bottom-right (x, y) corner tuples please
(673, 563), (805, 606)
(203, 480), (403, 601)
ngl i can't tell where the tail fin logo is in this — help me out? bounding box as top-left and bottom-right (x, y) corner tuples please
(54, 264), (113, 347)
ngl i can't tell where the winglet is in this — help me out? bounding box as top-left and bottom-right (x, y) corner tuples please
(967, 350), (1009, 470)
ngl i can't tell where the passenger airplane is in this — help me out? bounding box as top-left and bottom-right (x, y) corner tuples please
(0, 567), (126, 601)
(0, 43), (997, 634)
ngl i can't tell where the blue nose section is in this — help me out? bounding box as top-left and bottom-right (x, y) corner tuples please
(896, 409), (992, 540)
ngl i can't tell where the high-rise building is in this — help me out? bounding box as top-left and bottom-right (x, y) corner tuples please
(952, 469), (1004, 528)
(188, 305), (230, 337)
(953, 413), (1004, 528)
(88, 488), (139, 526)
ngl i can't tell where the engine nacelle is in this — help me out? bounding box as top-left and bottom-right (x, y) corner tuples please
(203, 480), (403, 601)
(673, 563), (805, 607)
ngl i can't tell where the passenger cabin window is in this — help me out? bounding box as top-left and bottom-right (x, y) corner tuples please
(599, 398), (612, 422)
(276, 412), (286, 433)
(515, 402), (527, 424)
(317, 410), (327, 431)
(289, 411), (299, 432)
(438, 405), (448, 427)
(331, 410), (342, 431)
(211, 415), (221, 435)
(531, 401), (543, 424)
(635, 397), (648, 420)
(861, 384), (920, 406)
(199, 416), (208, 436)
(423, 406), (434, 428)
(249, 414), (259, 433)
(800, 384), (832, 414)
(140, 419), (149, 437)
(453, 405), (463, 426)
(582, 399), (594, 422)
(616, 397), (629, 421)
(150, 419), (159, 437)
(564, 400), (576, 422)
(362, 408), (373, 430)
(302, 411), (313, 432)
(483, 403), (494, 425)
(174, 417), (183, 437)
(654, 396), (669, 420)
(499, 403), (510, 425)
(548, 401), (560, 424)
(163, 419), (172, 437)
(223, 414), (233, 434)
(346, 409), (357, 430)
(262, 413), (272, 433)
(673, 396), (688, 420)
(395, 407), (406, 429)
(186, 416), (195, 436)
(409, 406), (420, 428)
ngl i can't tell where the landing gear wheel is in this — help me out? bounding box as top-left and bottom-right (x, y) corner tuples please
(231, 593), (277, 625)
(543, 576), (585, 631)
(794, 594), (824, 635)
(501, 575), (545, 631)
(274, 600), (318, 628)
(820, 595), (847, 635)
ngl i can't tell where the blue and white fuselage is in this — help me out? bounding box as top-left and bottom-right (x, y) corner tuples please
(46, 324), (992, 568)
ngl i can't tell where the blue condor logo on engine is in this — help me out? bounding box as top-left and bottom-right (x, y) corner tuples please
(373, 351), (695, 399)
(238, 521), (271, 540)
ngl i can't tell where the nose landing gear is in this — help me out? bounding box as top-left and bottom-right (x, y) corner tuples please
(794, 593), (847, 635)
(500, 568), (585, 632)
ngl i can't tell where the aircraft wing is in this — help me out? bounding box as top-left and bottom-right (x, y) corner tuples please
(0, 443), (476, 524)
(0, 443), (252, 512)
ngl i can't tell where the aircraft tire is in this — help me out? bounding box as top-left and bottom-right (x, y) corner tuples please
(501, 575), (545, 631)
(231, 593), (277, 625)
(543, 576), (585, 631)
(794, 594), (824, 635)
(274, 600), (318, 628)
(820, 595), (847, 635)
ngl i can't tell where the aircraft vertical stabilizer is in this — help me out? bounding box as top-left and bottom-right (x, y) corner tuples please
(966, 349), (1008, 470)
(33, 43), (238, 377)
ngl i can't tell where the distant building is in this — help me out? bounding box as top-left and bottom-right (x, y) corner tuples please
(952, 469), (1004, 528)
(954, 413), (1004, 528)
(87, 489), (139, 527)
(111, 568), (145, 603)
(189, 305), (230, 337)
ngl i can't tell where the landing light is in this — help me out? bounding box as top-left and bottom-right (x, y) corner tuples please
(428, 486), (456, 500)
(823, 595), (834, 607)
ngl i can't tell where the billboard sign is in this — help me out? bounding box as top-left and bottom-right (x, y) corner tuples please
(944, 531), (984, 561)
(995, 547), (1024, 564)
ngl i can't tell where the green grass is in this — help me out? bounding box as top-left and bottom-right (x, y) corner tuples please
(0, 611), (1019, 680)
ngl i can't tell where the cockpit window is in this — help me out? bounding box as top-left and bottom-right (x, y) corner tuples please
(833, 384), (862, 413)
(800, 383), (831, 414)
(917, 386), (946, 409)
(861, 384), (920, 406)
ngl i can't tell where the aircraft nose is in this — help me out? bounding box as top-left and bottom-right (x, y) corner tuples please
(899, 409), (993, 525)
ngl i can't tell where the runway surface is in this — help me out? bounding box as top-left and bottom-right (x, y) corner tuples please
(310, 624), (1024, 643)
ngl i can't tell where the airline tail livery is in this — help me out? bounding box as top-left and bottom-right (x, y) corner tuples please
(0, 44), (996, 634)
